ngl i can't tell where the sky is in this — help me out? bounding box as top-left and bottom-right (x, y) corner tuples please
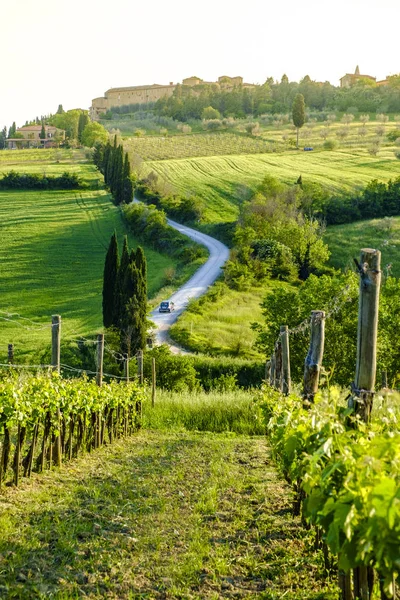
(2, 0), (399, 129)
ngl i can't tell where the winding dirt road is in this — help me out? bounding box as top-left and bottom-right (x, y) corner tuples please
(149, 217), (230, 350)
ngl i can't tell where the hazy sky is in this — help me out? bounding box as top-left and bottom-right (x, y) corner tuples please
(2, 0), (399, 129)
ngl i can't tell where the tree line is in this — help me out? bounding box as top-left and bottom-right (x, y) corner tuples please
(0, 171), (82, 189)
(93, 137), (133, 204)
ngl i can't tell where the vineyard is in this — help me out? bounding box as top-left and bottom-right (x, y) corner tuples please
(0, 373), (143, 487)
(259, 248), (400, 599)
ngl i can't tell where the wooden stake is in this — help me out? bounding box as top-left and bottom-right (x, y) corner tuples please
(269, 354), (276, 387)
(51, 315), (61, 373)
(7, 344), (14, 364)
(137, 350), (144, 384)
(14, 424), (21, 486)
(303, 311), (325, 404)
(274, 342), (282, 391)
(349, 249), (381, 423)
(280, 326), (291, 395)
(96, 333), (104, 387)
(151, 357), (156, 407)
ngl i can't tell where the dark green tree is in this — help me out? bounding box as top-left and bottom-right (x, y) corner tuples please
(292, 93), (306, 148)
(8, 122), (16, 138)
(39, 122), (46, 140)
(113, 236), (130, 327)
(0, 126), (7, 149)
(102, 232), (119, 328)
(77, 112), (89, 143)
(121, 152), (133, 203)
(111, 144), (124, 203)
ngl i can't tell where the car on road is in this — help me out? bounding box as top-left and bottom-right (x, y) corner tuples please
(159, 301), (175, 313)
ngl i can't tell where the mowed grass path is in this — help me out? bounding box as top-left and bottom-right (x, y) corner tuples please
(0, 430), (336, 599)
(146, 147), (400, 222)
(0, 188), (175, 361)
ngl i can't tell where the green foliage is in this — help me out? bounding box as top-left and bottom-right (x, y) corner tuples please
(253, 271), (359, 385)
(143, 345), (197, 391)
(262, 386), (400, 589)
(122, 202), (207, 264)
(189, 355), (265, 390)
(0, 170), (81, 190)
(81, 121), (108, 147)
(102, 232), (119, 328)
(292, 93), (306, 147)
(387, 129), (400, 142)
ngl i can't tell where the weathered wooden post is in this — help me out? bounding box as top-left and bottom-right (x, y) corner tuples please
(137, 349), (144, 385)
(274, 342), (282, 391)
(96, 333), (104, 387)
(280, 326), (291, 395)
(51, 315), (61, 373)
(151, 358), (156, 407)
(348, 248), (381, 423)
(124, 356), (130, 383)
(303, 311), (325, 405)
(51, 315), (62, 467)
(7, 344), (14, 364)
(265, 360), (271, 384)
(269, 354), (276, 387)
(348, 249), (381, 600)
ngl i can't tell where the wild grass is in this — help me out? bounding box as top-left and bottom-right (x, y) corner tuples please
(142, 388), (266, 434)
(0, 430), (338, 599)
(324, 215), (400, 276)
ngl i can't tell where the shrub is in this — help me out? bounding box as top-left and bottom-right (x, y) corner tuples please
(189, 355), (265, 390)
(143, 345), (198, 391)
(323, 139), (337, 150)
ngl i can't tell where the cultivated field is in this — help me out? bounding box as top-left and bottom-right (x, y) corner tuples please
(144, 147), (400, 223)
(0, 150), (177, 361)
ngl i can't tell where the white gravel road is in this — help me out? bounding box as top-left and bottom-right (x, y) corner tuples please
(149, 217), (230, 350)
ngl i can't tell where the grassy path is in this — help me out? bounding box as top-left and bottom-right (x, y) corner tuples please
(0, 431), (336, 599)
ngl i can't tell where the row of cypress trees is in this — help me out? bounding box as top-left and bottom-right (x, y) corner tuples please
(103, 232), (147, 358)
(93, 136), (133, 205)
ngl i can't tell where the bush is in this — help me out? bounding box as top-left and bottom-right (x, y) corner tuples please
(0, 170), (82, 190)
(323, 139), (337, 150)
(189, 355), (265, 391)
(143, 345), (197, 391)
(387, 129), (400, 142)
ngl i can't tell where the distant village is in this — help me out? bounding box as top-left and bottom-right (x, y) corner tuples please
(90, 67), (394, 121)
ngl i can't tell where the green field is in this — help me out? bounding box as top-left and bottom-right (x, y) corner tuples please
(144, 147), (400, 223)
(0, 151), (178, 362)
(324, 216), (400, 276)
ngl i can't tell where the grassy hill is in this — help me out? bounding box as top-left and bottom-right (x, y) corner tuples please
(0, 150), (178, 362)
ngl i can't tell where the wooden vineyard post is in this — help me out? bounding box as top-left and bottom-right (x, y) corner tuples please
(125, 357), (130, 383)
(96, 333), (104, 387)
(280, 326), (291, 395)
(51, 315), (61, 373)
(151, 358), (156, 407)
(7, 344), (14, 364)
(52, 315), (62, 467)
(269, 353), (276, 387)
(347, 249), (381, 600)
(14, 424), (21, 486)
(303, 311), (325, 405)
(348, 249), (381, 423)
(137, 350), (144, 385)
(274, 342), (282, 391)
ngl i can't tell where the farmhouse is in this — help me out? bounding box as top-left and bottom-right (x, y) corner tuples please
(90, 75), (255, 120)
(7, 125), (65, 149)
(340, 65), (376, 88)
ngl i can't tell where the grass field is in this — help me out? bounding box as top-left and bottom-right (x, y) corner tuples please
(0, 429), (337, 599)
(144, 147), (400, 223)
(168, 284), (284, 358)
(324, 215), (400, 276)
(0, 150), (180, 362)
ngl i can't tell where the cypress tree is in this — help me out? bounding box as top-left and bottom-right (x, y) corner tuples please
(39, 122), (46, 140)
(106, 135), (118, 190)
(78, 112), (89, 143)
(121, 152), (133, 203)
(134, 246), (148, 351)
(112, 145), (124, 203)
(113, 236), (130, 327)
(292, 93), (306, 149)
(102, 141), (111, 179)
(102, 232), (119, 328)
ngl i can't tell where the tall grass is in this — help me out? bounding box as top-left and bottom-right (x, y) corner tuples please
(142, 388), (265, 435)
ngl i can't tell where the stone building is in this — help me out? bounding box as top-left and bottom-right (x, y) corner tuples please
(90, 75), (253, 120)
(7, 125), (65, 149)
(340, 65), (376, 88)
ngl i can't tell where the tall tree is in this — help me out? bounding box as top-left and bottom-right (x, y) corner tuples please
(121, 152), (133, 203)
(56, 104), (65, 114)
(113, 236), (130, 327)
(77, 112), (89, 143)
(39, 122), (46, 140)
(8, 122), (16, 138)
(102, 232), (119, 328)
(292, 93), (306, 148)
(0, 126), (7, 149)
